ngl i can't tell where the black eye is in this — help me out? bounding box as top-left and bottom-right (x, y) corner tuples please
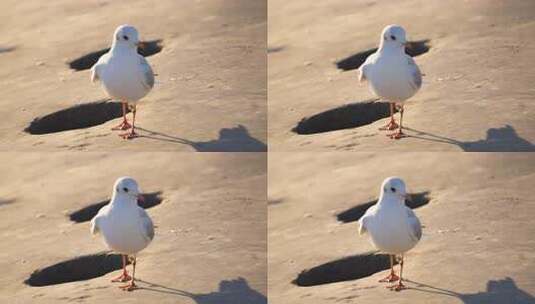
(123, 187), (129, 193)
(390, 187), (396, 192)
(390, 35), (396, 40)
(123, 35), (129, 41)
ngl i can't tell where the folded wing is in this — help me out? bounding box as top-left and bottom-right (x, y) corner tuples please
(358, 52), (378, 83)
(138, 56), (155, 90)
(407, 56), (422, 91)
(90, 205), (109, 235)
(358, 205), (377, 235)
(138, 207), (155, 242)
(406, 207), (422, 242)
(90, 53), (110, 83)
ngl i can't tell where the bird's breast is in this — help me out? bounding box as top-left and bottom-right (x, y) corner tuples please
(100, 56), (150, 102)
(367, 207), (417, 254)
(98, 208), (150, 254)
(367, 56), (418, 101)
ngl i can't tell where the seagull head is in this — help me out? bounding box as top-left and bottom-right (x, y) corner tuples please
(379, 25), (407, 51)
(380, 176), (408, 201)
(112, 25), (140, 50)
(113, 176), (144, 203)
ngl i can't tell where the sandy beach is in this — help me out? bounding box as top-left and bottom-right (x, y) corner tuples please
(2, 1), (535, 303)
(0, 152), (267, 303)
(0, 0), (266, 151)
(268, 0), (535, 151)
(268, 152), (535, 303)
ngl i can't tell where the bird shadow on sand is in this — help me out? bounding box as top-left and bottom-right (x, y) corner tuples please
(292, 101), (534, 152)
(136, 277), (267, 304)
(25, 252), (128, 287)
(136, 124), (267, 152)
(0, 198), (16, 207)
(404, 277), (535, 304)
(268, 198), (285, 206)
(293, 252), (395, 286)
(292, 99), (392, 134)
(24, 99), (126, 135)
(267, 46), (285, 54)
(0, 46), (16, 53)
(403, 125), (535, 152)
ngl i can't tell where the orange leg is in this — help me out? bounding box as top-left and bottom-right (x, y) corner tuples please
(379, 255), (399, 283)
(120, 256), (138, 291)
(111, 255), (131, 282)
(388, 104), (407, 139)
(120, 104), (139, 139)
(379, 103), (399, 131)
(389, 254), (407, 291)
(112, 102), (132, 131)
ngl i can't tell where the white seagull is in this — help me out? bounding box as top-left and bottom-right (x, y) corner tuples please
(358, 25), (422, 139)
(358, 177), (422, 291)
(91, 177), (154, 291)
(91, 25), (155, 139)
